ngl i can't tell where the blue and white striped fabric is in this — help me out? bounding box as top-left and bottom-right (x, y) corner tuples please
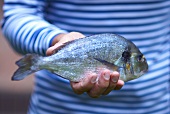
(2, 0), (170, 114)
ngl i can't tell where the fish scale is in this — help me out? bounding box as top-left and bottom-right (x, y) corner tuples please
(12, 33), (148, 82)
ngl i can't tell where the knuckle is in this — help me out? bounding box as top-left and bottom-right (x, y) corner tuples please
(97, 83), (108, 89)
(72, 87), (84, 94)
(69, 31), (77, 34)
(87, 93), (100, 98)
(79, 82), (84, 89)
(70, 83), (76, 89)
(102, 92), (109, 96)
(102, 87), (114, 95)
(91, 95), (99, 98)
(71, 84), (84, 94)
(114, 85), (123, 90)
(73, 90), (84, 95)
(109, 83), (117, 89)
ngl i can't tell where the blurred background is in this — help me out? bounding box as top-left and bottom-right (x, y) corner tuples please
(0, 0), (34, 114)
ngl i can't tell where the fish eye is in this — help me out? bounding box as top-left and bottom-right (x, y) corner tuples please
(137, 54), (145, 62)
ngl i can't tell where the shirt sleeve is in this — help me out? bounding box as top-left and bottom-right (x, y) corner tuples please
(1, 0), (68, 55)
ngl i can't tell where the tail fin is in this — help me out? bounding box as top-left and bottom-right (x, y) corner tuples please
(12, 54), (40, 81)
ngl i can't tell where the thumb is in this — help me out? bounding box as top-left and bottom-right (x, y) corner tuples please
(46, 32), (85, 56)
(46, 43), (63, 56)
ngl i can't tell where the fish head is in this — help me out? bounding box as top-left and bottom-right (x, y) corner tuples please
(130, 53), (148, 78)
(117, 50), (148, 81)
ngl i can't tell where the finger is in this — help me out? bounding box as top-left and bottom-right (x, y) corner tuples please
(46, 46), (55, 56)
(114, 80), (124, 90)
(67, 32), (85, 40)
(70, 73), (97, 95)
(46, 32), (85, 56)
(46, 43), (63, 56)
(87, 70), (110, 98)
(102, 71), (119, 95)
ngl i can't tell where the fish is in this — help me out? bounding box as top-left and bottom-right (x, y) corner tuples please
(12, 33), (148, 82)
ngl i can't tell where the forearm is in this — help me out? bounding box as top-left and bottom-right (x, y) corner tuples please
(2, 0), (67, 55)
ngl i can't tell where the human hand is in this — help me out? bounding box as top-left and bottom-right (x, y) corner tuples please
(46, 32), (124, 98)
(70, 70), (124, 98)
(46, 32), (85, 56)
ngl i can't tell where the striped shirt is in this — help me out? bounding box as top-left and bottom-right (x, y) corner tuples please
(2, 0), (170, 114)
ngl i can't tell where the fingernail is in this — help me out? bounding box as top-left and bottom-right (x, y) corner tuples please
(112, 77), (118, 83)
(91, 76), (97, 83)
(104, 74), (110, 80)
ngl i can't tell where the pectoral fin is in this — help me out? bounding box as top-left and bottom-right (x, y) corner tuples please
(94, 58), (120, 71)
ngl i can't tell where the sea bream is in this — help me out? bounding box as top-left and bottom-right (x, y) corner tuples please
(12, 33), (148, 82)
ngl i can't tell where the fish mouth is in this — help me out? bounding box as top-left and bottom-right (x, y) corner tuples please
(143, 68), (148, 74)
(139, 71), (145, 76)
(125, 62), (148, 77)
(139, 68), (148, 76)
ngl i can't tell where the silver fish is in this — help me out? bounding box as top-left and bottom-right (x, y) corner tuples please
(12, 33), (148, 82)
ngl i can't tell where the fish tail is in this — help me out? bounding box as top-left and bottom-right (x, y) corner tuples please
(12, 54), (40, 81)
